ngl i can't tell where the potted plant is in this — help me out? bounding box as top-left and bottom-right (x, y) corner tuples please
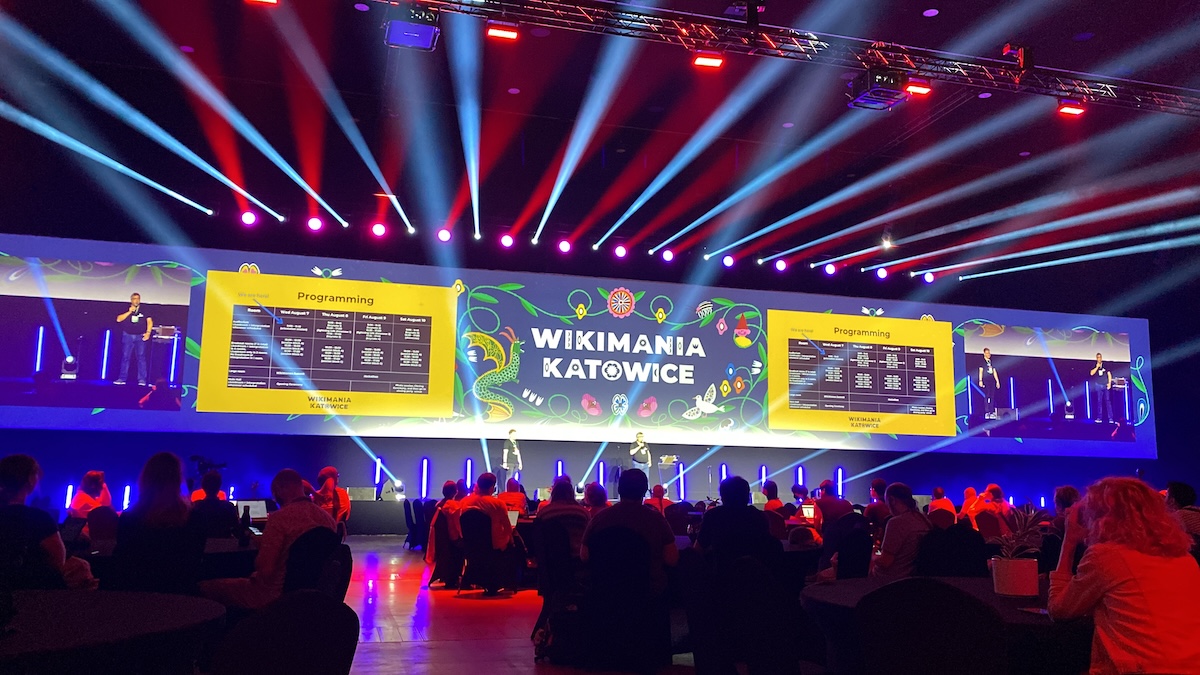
(987, 507), (1046, 597)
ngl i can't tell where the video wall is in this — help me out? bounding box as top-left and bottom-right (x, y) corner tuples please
(0, 233), (1157, 458)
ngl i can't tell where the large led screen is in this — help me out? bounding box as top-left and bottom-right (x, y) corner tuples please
(0, 234), (1157, 458)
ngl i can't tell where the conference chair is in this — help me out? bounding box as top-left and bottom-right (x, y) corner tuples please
(459, 509), (505, 594)
(411, 498), (428, 550)
(402, 499), (417, 549)
(663, 502), (692, 536)
(928, 508), (956, 529)
(531, 516), (581, 638)
(585, 526), (671, 671)
(87, 506), (120, 542)
(975, 510), (1005, 540)
(763, 509), (788, 540)
(915, 525), (988, 577)
(283, 527), (352, 602)
(427, 507), (463, 589)
(211, 590), (359, 675)
(856, 578), (1006, 675)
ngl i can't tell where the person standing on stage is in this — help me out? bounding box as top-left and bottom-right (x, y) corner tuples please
(1091, 352), (1114, 424)
(978, 347), (1000, 419)
(500, 429), (522, 487)
(629, 432), (651, 473)
(115, 292), (153, 386)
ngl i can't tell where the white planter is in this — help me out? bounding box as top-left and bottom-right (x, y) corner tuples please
(992, 556), (1039, 597)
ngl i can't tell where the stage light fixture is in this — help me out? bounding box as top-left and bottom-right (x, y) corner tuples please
(756, 258), (763, 265)
(1057, 98), (1086, 116)
(591, 244), (599, 251)
(500, 234), (514, 248)
(848, 69), (910, 110)
(722, 255), (735, 268)
(923, 271), (935, 283)
(881, 236), (894, 250)
(558, 240), (571, 254)
(774, 259), (787, 272)
(905, 77), (932, 96)
(824, 263), (836, 275)
(662, 249), (674, 262)
(692, 49), (725, 69)
(60, 355), (78, 381)
(876, 268), (888, 279)
(614, 245), (627, 258)
(246, 0), (278, 5)
(437, 228), (452, 242)
(384, 6), (441, 52)
(306, 217), (323, 231)
(240, 211), (257, 226)
(485, 19), (519, 40)
(371, 223), (387, 237)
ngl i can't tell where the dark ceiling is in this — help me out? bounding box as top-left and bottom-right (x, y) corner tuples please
(1, 0), (1199, 322)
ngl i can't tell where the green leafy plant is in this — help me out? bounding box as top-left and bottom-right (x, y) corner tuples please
(987, 507), (1047, 559)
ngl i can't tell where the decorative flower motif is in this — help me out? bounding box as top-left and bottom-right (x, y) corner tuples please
(719, 380), (732, 397)
(733, 376), (746, 394)
(238, 263), (261, 274)
(751, 360), (762, 375)
(725, 363), (736, 379)
(695, 301), (714, 318)
(581, 393), (601, 416)
(575, 303), (588, 321)
(655, 307), (667, 324)
(452, 279), (466, 296)
(637, 396), (658, 417)
(611, 393), (629, 416)
(607, 287), (635, 319)
(716, 317), (728, 335)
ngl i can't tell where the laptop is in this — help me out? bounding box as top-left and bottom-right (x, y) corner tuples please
(507, 510), (520, 527)
(801, 503), (816, 520)
(233, 499), (269, 519)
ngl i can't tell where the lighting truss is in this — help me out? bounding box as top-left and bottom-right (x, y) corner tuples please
(375, 0), (1200, 118)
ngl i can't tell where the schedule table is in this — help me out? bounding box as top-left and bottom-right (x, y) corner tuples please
(225, 304), (433, 393)
(786, 339), (938, 414)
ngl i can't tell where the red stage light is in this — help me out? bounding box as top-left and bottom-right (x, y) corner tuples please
(240, 211), (257, 226)
(307, 217), (323, 232)
(1057, 99), (1086, 116)
(371, 223), (387, 237)
(486, 21), (519, 40)
(246, 0), (278, 4)
(905, 78), (932, 96)
(500, 234), (514, 248)
(692, 50), (724, 69)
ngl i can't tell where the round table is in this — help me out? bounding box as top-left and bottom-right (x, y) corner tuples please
(801, 576), (1092, 674)
(0, 590), (226, 674)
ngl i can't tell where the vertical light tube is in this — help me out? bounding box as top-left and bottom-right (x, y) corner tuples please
(374, 457), (382, 485)
(1124, 386), (1130, 422)
(229, 485), (235, 501)
(556, 459), (564, 478)
(720, 463), (728, 482)
(1085, 382), (1091, 419)
(836, 467), (844, 499)
(421, 458), (430, 499)
(676, 462), (686, 501)
(1009, 376), (1015, 409)
(967, 380), (973, 415)
(35, 326), (45, 373)
(65, 485), (74, 509)
(1048, 379), (1054, 415)
(598, 461), (606, 485)
(466, 458), (474, 487)
(123, 485), (131, 510)
(101, 329), (111, 379)
(1040, 496), (1046, 508)
(169, 333), (180, 383)
(759, 465), (767, 486)
(796, 466), (804, 488)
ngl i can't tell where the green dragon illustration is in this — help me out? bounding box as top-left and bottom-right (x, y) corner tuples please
(463, 326), (523, 422)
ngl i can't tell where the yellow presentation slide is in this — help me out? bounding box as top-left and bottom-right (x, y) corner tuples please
(197, 271), (457, 417)
(767, 309), (955, 437)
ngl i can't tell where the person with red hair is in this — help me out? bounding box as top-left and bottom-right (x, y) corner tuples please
(1049, 476), (1200, 674)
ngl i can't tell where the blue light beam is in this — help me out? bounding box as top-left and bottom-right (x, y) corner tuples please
(0, 99), (213, 214)
(959, 232), (1200, 281)
(96, 0), (347, 226)
(447, 13), (482, 239)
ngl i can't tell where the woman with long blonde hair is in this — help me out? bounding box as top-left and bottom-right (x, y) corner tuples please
(1049, 476), (1200, 674)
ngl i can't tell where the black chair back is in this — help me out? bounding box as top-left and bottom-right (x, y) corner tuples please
(857, 578), (1006, 675)
(459, 508), (502, 592)
(87, 506), (119, 541)
(976, 510), (1004, 539)
(402, 499), (416, 549)
(428, 506), (463, 587)
(763, 509), (787, 540)
(835, 528), (873, 579)
(211, 590), (359, 675)
(914, 524), (988, 577)
(928, 508), (956, 529)
(821, 510), (870, 571)
(780, 502), (798, 518)
(662, 502), (691, 536)
(585, 526), (669, 670)
(411, 499), (428, 549)
(282, 526), (346, 598)
(422, 499), (439, 528)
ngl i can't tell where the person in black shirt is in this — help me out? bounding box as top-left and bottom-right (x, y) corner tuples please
(1090, 352), (1114, 423)
(629, 432), (651, 471)
(0, 454), (69, 589)
(978, 348), (1001, 419)
(188, 471), (239, 538)
(696, 476), (778, 569)
(115, 292), (153, 386)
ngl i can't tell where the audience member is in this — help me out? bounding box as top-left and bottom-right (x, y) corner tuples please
(959, 486), (979, 525)
(68, 470), (112, 519)
(313, 466), (350, 525)
(425, 481), (462, 581)
(871, 482), (931, 579)
(815, 479), (854, 530)
(0, 455), (92, 589)
(188, 470), (240, 538)
(498, 478), (528, 515)
(862, 478), (890, 528)
(644, 484), (673, 514)
(537, 477), (590, 554)
(791, 484), (823, 531)
(1166, 482), (1200, 537)
(454, 479), (469, 500)
(761, 480), (784, 513)
(1049, 477), (1200, 674)
(697, 476), (778, 568)
(1051, 485), (1081, 534)
(582, 469), (677, 596)
(583, 482), (609, 518)
(460, 472), (516, 551)
(138, 378), (181, 410)
(114, 452), (205, 594)
(790, 484), (807, 505)
(928, 486), (956, 515)
(201, 469), (336, 609)
(440, 480), (467, 542)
